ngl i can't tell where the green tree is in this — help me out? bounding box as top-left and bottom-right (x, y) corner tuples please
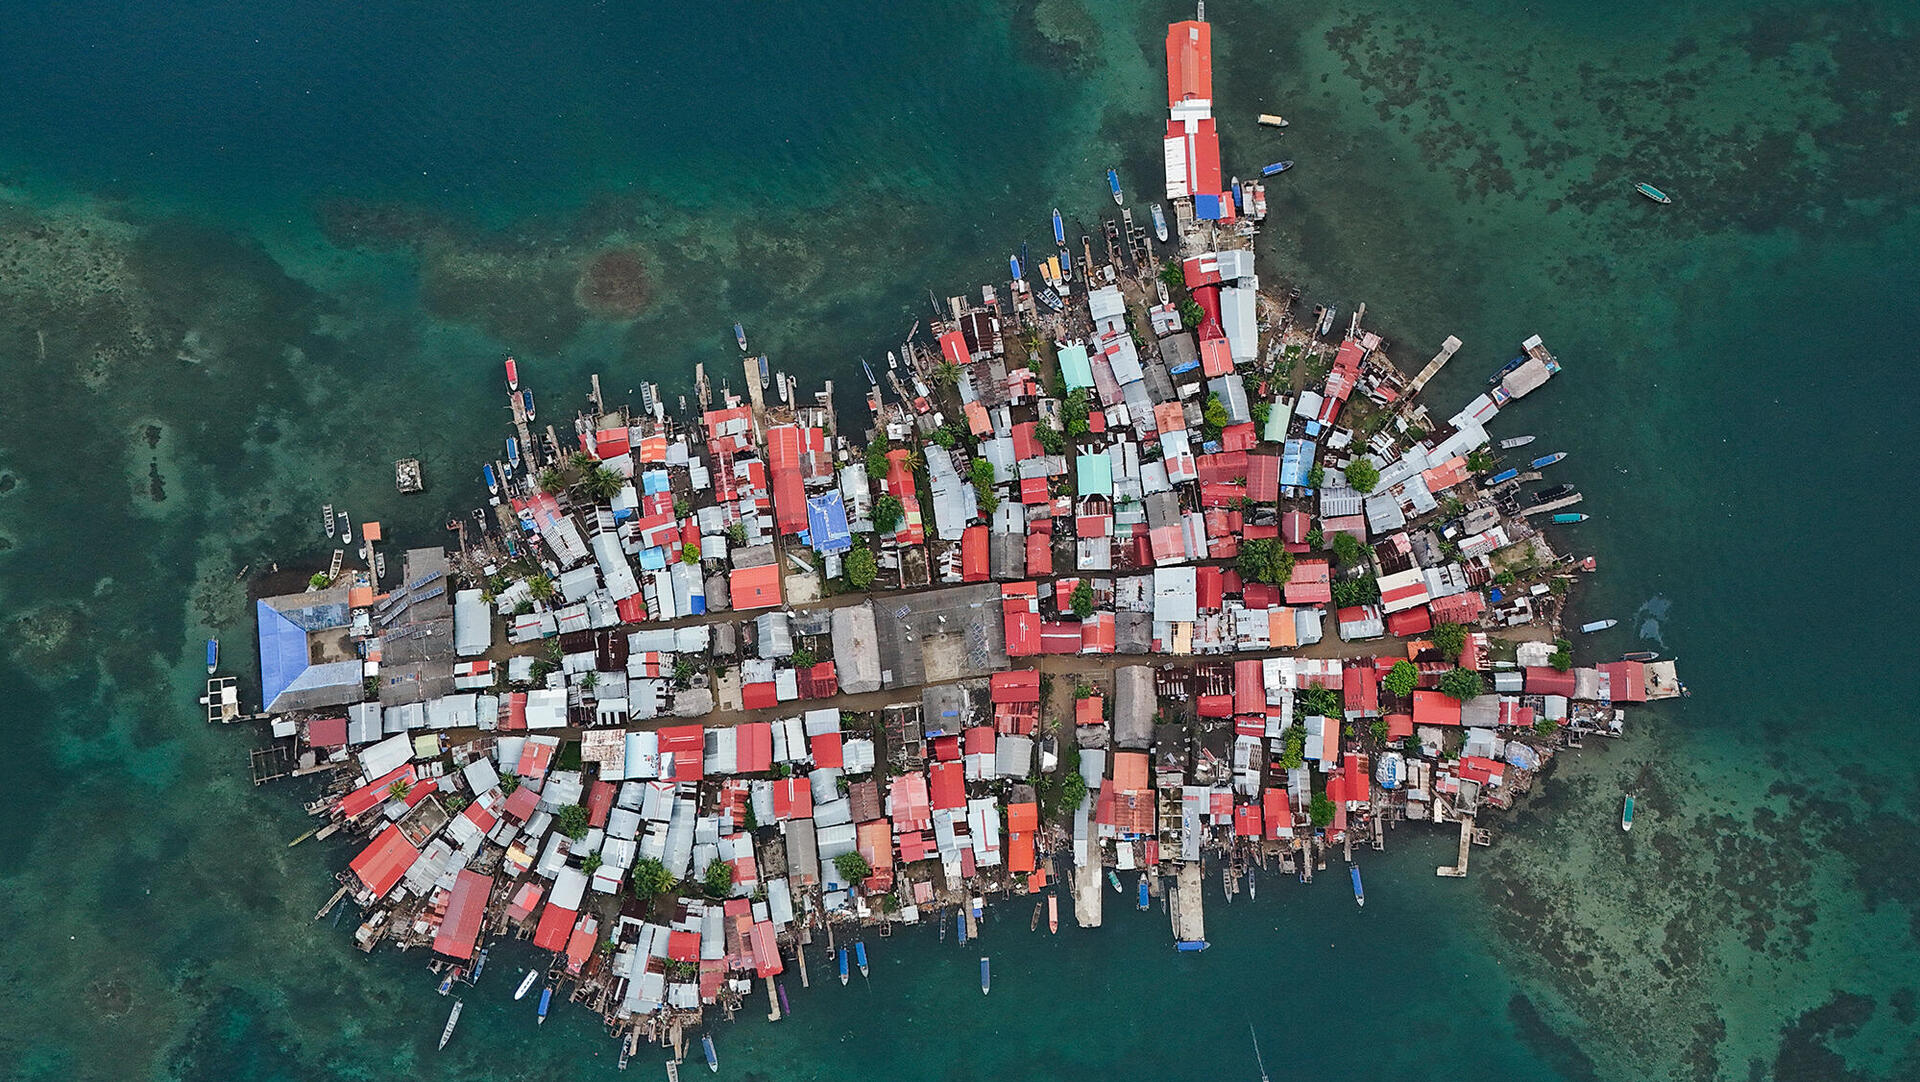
(555, 803), (590, 840)
(526, 573), (555, 604)
(1430, 622), (1467, 660)
(567, 450), (596, 473)
(1346, 459), (1380, 493)
(703, 859), (735, 898)
(1235, 537), (1294, 586)
(1159, 259), (1185, 289)
(933, 427), (957, 449)
(1178, 297), (1205, 329)
(500, 772), (520, 796)
(1306, 526), (1324, 549)
(673, 494), (690, 518)
(1201, 393), (1229, 435)
(1036, 421), (1065, 455)
(833, 851), (872, 884)
(1300, 685), (1343, 718)
(681, 540), (702, 565)
(1533, 717), (1560, 736)
(1280, 726), (1307, 770)
(1309, 792), (1336, 828)
(1331, 576), (1379, 607)
(630, 857), (674, 898)
(1549, 643), (1573, 671)
(308, 571), (333, 590)
(1331, 531), (1368, 568)
(1250, 401), (1271, 428)
(579, 672), (599, 693)
(845, 547), (878, 589)
(387, 779), (412, 800)
(866, 442), (891, 480)
(933, 360), (962, 387)
(1369, 718), (1390, 743)
(1466, 447), (1497, 473)
(1070, 579), (1095, 619)
(1438, 667), (1486, 701)
(672, 657), (697, 689)
(537, 467), (565, 495)
(579, 465), (626, 503)
(1307, 464), (1326, 488)
(1059, 770), (1088, 811)
(1382, 660), (1418, 699)
(790, 648), (816, 670)
(727, 521), (747, 546)
(1063, 388), (1093, 438)
(872, 494), (904, 534)
(1402, 734), (1423, 756)
(581, 853), (603, 877)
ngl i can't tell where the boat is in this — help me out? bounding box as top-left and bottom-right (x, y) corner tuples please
(956, 910), (967, 945)
(470, 946), (489, 982)
(1530, 483), (1575, 504)
(1009, 253), (1022, 281)
(1037, 288), (1064, 313)
(776, 981), (791, 1015)
(1529, 451), (1567, 469)
(1621, 650), (1660, 662)
(1260, 160), (1293, 177)
(436, 969), (455, 996)
(1251, 1024), (1272, 1082)
(702, 1034), (718, 1074)
(1047, 895), (1058, 933)
(1052, 208), (1065, 247)
(1108, 870), (1122, 893)
(505, 436), (520, 469)
(482, 462), (499, 496)
(1551, 513), (1589, 524)
(1137, 876), (1150, 911)
(205, 638), (219, 674)
(1485, 467), (1519, 485)
(1151, 202), (1168, 242)
(323, 503), (336, 538)
(504, 356), (519, 391)
(521, 389), (536, 421)
(338, 512), (352, 544)
(1581, 618), (1618, 634)
(1489, 355), (1528, 384)
(374, 550), (386, 578)
(862, 358), (877, 386)
(854, 940), (869, 978)
(837, 947), (849, 986)
(1634, 182), (1672, 205)
(1246, 865), (1256, 900)
(734, 323), (748, 352)
(514, 970), (540, 1000)
(1107, 168), (1122, 205)
(980, 956), (991, 995)
(1499, 434), (1536, 449)
(536, 986), (552, 1024)
(1256, 113), (1289, 127)
(1350, 865), (1365, 907)
(1317, 305), (1337, 336)
(1621, 794), (1636, 831)
(438, 999), (462, 1051)
(1175, 940), (1209, 952)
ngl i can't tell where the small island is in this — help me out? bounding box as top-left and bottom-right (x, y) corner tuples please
(220, 12), (1682, 1066)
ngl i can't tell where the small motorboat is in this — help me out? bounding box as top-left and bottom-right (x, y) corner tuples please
(1317, 305), (1337, 336)
(854, 940), (869, 978)
(1485, 467), (1519, 485)
(205, 638), (219, 674)
(323, 503), (336, 538)
(702, 1034), (718, 1074)
(521, 388), (536, 421)
(956, 910), (967, 945)
(1498, 434), (1536, 449)
(514, 969), (540, 1000)
(1634, 182), (1672, 204)
(1246, 866), (1256, 901)
(1260, 160), (1293, 177)
(1621, 794), (1636, 831)
(1551, 513), (1589, 524)
(483, 462), (499, 496)
(1137, 876), (1150, 911)
(504, 355), (519, 390)
(1581, 618), (1619, 633)
(470, 947), (489, 982)
(1530, 483), (1575, 504)
(1107, 168), (1123, 205)
(1009, 252), (1022, 281)
(837, 947), (849, 986)
(536, 986), (552, 1024)
(505, 436), (520, 469)
(1350, 865), (1365, 908)
(734, 323), (748, 352)
(1529, 451), (1567, 469)
(776, 981), (791, 1016)
(438, 999), (463, 1051)
(1151, 202), (1169, 242)
(1052, 208), (1065, 247)
(862, 357), (877, 385)
(1621, 650), (1660, 662)
(1047, 894), (1058, 934)
(1108, 870), (1122, 893)
(338, 512), (351, 544)
(1257, 113), (1289, 127)
(436, 969), (455, 996)
(980, 955), (991, 995)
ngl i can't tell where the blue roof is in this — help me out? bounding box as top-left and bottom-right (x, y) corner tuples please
(256, 600), (313, 710)
(1057, 344), (1094, 391)
(807, 491), (852, 555)
(1077, 453), (1114, 497)
(1194, 194), (1224, 220)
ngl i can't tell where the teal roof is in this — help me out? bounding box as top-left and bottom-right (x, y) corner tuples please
(1077, 453), (1114, 497)
(1058, 344), (1094, 391)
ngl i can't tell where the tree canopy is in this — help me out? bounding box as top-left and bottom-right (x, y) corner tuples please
(1382, 660), (1418, 699)
(1309, 792), (1336, 828)
(1438, 667), (1486, 701)
(555, 803), (590, 840)
(702, 859), (735, 898)
(1430, 621), (1467, 660)
(1331, 531), (1369, 568)
(1069, 579), (1095, 619)
(1345, 458), (1380, 493)
(845, 547), (878, 589)
(833, 851), (872, 884)
(872, 494), (905, 534)
(1235, 537), (1295, 586)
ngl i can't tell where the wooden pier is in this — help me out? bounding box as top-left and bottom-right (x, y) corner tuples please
(1436, 816), (1475, 878)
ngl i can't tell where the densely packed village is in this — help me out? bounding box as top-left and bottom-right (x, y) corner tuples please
(224, 14), (1683, 1064)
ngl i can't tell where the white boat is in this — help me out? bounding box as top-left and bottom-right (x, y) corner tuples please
(1257, 113), (1289, 128)
(1580, 619), (1618, 633)
(1151, 202), (1168, 242)
(338, 511), (352, 544)
(438, 999), (463, 1051)
(514, 970), (540, 1000)
(323, 503), (336, 538)
(1498, 434), (1536, 449)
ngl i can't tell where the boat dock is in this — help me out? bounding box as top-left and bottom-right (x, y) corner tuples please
(1170, 863), (1206, 943)
(1523, 492), (1585, 517)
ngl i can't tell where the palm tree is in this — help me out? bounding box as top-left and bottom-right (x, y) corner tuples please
(526, 573), (555, 603)
(580, 465), (626, 503)
(567, 450), (596, 473)
(537, 467), (565, 495)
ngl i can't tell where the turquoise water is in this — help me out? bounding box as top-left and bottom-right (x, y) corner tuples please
(1, 1), (1916, 1079)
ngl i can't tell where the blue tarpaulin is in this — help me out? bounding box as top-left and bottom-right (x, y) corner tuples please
(807, 492), (852, 555)
(1194, 194), (1224, 220)
(256, 601), (312, 710)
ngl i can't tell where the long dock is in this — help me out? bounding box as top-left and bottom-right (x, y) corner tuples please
(1523, 493), (1585, 517)
(1170, 863), (1206, 942)
(1436, 816), (1475, 878)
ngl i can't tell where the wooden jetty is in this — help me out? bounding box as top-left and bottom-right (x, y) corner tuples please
(1436, 816), (1476, 878)
(1408, 335), (1462, 397)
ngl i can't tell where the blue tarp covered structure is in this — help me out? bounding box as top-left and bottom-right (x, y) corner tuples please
(807, 491), (852, 555)
(1194, 193), (1224, 221)
(257, 600), (311, 710)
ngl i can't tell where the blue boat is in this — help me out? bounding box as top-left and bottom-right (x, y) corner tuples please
(205, 638), (219, 674)
(1009, 253), (1022, 280)
(1552, 512), (1589, 524)
(536, 986), (551, 1024)
(956, 911), (967, 945)
(702, 1034), (718, 1074)
(505, 436), (520, 468)
(482, 462), (498, 495)
(1137, 876), (1150, 911)
(1351, 865), (1365, 907)
(1260, 160), (1293, 177)
(1485, 467), (1519, 484)
(1107, 168), (1122, 205)
(1175, 940), (1210, 952)
(854, 940), (869, 978)
(1529, 451), (1566, 469)
(776, 981), (790, 1016)
(980, 955), (991, 994)
(520, 388), (535, 421)
(1059, 245), (1072, 279)
(1052, 208), (1065, 246)
(734, 323), (748, 352)
(837, 947), (849, 986)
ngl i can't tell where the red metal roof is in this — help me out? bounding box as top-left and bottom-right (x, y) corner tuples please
(348, 826), (418, 899)
(1412, 691), (1462, 726)
(657, 724), (706, 780)
(929, 761), (966, 811)
(1524, 666), (1578, 697)
(735, 721), (774, 773)
(565, 915), (598, 975)
(1165, 20), (1213, 105)
(741, 681), (779, 711)
(730, 564), (783, 611)
(961, 525), (989, 582)
(772, 777), (812, 820)
(308, 716), (348, 747)
(1385, 605), (1433, 637)
(586, 780), (615, 828)
(1285, 559), (1333, 605)
(503, 782), (540, 822)
(432, 869), (491, 961)
(990, 670), (1042, 703)
(531, 900), (576, 952)
(338, 764), (415, 820)
(810, 731), (844, 770)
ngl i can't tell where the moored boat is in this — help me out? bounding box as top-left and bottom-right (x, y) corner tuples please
(1551, 512), (1589, 524)
(1256, 113), (1289, 127)
(1581, 618), (1618, 633)
(515, 969), (539, 1000)
(1317, 305), (1337, 336)
(1137, 876), (1150, 911)
(521, 388), (536, 421)
(1621, 794), (1636, 831)
(1530, 483), (1575, 504)
(1350, 865), (1365, 907)
(536, 986), (552, 1024)
(702, 1034), (718, 1074)
(1108, 870), (1122, 893)
(504, 356), (519, 390)
(854, 939), (869, 977)
(438, 999), (462, 1050)
(956, 910), (967, 944)
(1052, 208), (1065, 247)
(862, 358), (877, 386)
(1621, 650), (1660, 662)
(980, 956), (991, 995)
(1498, 434), (1536, 449)
(1151, 202), (1169, 242)
(1047, 894), (1058, 933)
(505, 436), (519, 469)
(1009, 253), (1022, 281)
(1107, 168), (1122, 204)
(1260, 160), (1293, 177)
(734, 323), (748, 352)
(758, 354), (769, 389)
(338, 512), (352, 544)
(205, 638), (219, 674)
(1529, 451), (1567, 468)
(1634, 182), (1672, 204)
(1485, 467), (1519, 485)
(838, 947), (849, 985)
(323, 503), (336, 538)
(483, 462), (499, 496)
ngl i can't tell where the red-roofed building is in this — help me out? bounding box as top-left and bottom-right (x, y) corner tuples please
(503, 782), (540, 822)
(735, 722), (774, 773)
(798, 660), (838, 700)
(432, 869), (491, 961)
(348, 825), (418, 900)
(768, 424), (812, 537)
(1524, 666), (1578, 697)
(1263, 787), (1291, 839)
(1248, 455), (1280, 502)
(1166, 20), (1212, 104)
(506, 882), (543, 924)
(586, 780), (615, 828)
(668, 929), (701, 963)
(565, 915), (599, 976)
(991, 670), (1041, 703)
(929, 761), (966, 811)
(730, 564), (783, 611)
(1007, 801), (1038, 874)
(1197, 693), (1233, 718)
(309, 716), (347, 748)
(890, 773), (932, 833)
(1385, 605), (1433, 637)
(532, 900), (576, 952)
(1318, 339), (1367, 427)
(1004, 599), (1040, 657)
(1285, 559), (1332, 605)
(1343, 662), (1380, 716)
(657, 725), (705, 781)
(1429, 591), (1486, 625)
(810, 730), (844, 769)
(961, 525), (989, 582)
(1385, 713), (1414, 739)
(1234, 802), (1263, 837)
(771, 777), (813, 820)
(1412, 691), (1462, 727)
(337, 764), (415, 820)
